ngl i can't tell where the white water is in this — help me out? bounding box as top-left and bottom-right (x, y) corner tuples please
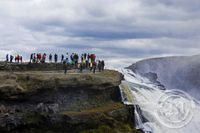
(119, 68), (200, 133)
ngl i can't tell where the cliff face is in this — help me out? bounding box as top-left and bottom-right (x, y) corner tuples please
(0, 69), (138, 133)
(0, 70), (122, 101)
(127, 55), (200, 100)
(0, 62), (70, 71)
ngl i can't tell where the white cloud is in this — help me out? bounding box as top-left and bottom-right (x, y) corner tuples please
(0, 0), (199, 68)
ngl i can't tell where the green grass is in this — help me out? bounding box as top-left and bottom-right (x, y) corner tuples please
(61, 102), (124, 116)
(80, 123), (133, 133)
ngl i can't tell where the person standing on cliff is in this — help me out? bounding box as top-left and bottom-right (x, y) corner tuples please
(15, 55), (20, 63)
(81, 54), (84, 63)
(63, 60), (67, 74)
(42, 53), (46, 63)
(32, 53), (36, 63)
(74, 53), (79, 67)
(54, 54), (58, 63)
(20, 56), (22, 63)
(49, 54), (52, 63)
(37, 53), (41, 63)
(65, 53), (69, 64)
(6, 54), (9, 62)
(102, 60), (105, 71)
(61, 54), (64, 62)
(80, 62), (83, 73)
(87, 53), (90, 62)
(92, 61), (96, 74)
(10, 55), (14, 63)
(30, 53), (33, 63)
(83, 53), (86, 62)
(70, 53), (74, 63)
(98, 60), (102, 72)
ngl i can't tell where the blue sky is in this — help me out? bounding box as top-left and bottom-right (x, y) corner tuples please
(0, 0), (200, 68)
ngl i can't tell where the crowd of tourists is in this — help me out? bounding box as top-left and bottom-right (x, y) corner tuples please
(6, 54), (23, 63)
(5, 53), (105, 74)
(61, 53), (105, 74)
(30, 53), (47, 63)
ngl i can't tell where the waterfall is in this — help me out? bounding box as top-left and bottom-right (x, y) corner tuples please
(119, 68), (200, 133)
(134, 105), (143, 129)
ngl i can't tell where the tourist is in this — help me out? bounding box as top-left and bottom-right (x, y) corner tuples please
(89, 62), (93, 71)
(61, 54), (64, 62)
(84, 53), (87, 60)
(15, 55), (19, 63)
(92, 61), (96, 74)
(81, 54), (84, 63)
(54, 54), (58, 63)
(65, 53), (69, 62)
(91, 54), (96, 63)
(70, 53), (74, 65)
(30, 53), (33, 63)
(87, 53), (90, 62)
(102, 60), (105, 71)
(82, 58), (86, 68)
(10, 55), (13, 63)
(66, 53), (69, 64)
(33, 53), (36, 63)
(74, 53), (79, 67)
(19, 56), (22, 63)
(80, 62), (83, 73)
(36, 53), (38, 62)
(98, 60), (101, 72)
(86, 60), (89, 69)
(63, 60), (67, 74)
(42, 53), (46, 63)
(49, 54), (51, 62)
(37, 53), (42, 63)
(6, 54), (9, 62)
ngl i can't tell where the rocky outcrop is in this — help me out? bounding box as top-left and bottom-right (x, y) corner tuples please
(0, 70), (122, 100)
(0, 61), (74, 71)
(0, 69), (140, 133)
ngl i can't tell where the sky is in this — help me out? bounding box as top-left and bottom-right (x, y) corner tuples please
(0, 0), (200, 68)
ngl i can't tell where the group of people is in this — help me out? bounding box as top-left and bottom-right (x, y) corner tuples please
(30, 53), (47, 63)
(78, 59), (105, 74)
(6, 54), (22, 63)
(5, 52), (105, 74)
(61, 53), (104, 74)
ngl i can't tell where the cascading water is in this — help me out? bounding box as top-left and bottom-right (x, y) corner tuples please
(133, 105), (145, 130)
(119, 68), (200, 133)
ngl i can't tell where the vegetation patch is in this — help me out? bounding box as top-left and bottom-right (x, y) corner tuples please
(61, 102), (124, 116)
(80, 123), (133, 133)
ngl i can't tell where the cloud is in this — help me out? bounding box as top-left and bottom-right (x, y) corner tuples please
(0, 0), (199, 68)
